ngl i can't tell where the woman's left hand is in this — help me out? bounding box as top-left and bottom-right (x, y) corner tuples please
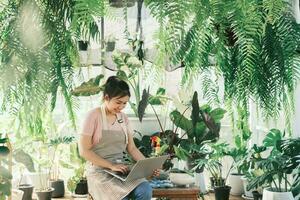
(152, 169), (160, 177)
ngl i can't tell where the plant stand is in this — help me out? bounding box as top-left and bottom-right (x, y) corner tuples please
(153, 187), (200, 200)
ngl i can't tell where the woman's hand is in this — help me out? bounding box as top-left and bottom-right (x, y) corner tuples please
(109, 164), (129, 174)
(152, 169), (160, 177)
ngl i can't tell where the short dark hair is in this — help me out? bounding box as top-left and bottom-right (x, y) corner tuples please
(103, 76), (130, 99)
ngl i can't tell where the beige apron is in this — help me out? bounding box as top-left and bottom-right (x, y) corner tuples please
(86, 106), (146, 200)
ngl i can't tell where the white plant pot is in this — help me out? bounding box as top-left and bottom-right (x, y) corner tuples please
(169, 173), (194, 186)
(229, 173), (244, 196)
(128, 115), (162, 136)
(194, 172), (207, 194)
(241, 176), (253, 198)
(262, 188), (294, 200)
(12, 189), (24, 200)
(27, 171), (49, 190)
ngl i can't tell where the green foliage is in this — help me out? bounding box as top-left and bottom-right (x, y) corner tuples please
(292, 167), (300, 197)
(67, 143), (86, 191)
(158, 91), (226, 172)
(247, 131), (300, 194)
(225, 131), (251, 174)
(14, 149), (35, 172)
(170, 92), (226, 147)
(67, 165), (85, 193)
(263, 128), (284, 148)
(196, 142), (229, 187)
(112, 51), (168, 121)
(71, 74), (104, 96)
(133, 133), (153, 158)
(0, 0), (107, 131)
(145, 0), (300, 125)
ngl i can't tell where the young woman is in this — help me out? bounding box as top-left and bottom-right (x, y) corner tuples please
(79, 76), (157, 200)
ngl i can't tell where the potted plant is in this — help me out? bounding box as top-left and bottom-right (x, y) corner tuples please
(67, 144), (88, 196)
(0, 134), (13, 200)
(241, 144), (266, 198)
(148, 91), (225, 193)
(14, 139), (54, 200)
(18, 166), (34, 200)
(152, 91), (225, 168)
(195, 142), (229, 191)
(48, 136), (75, 198)
(105, 35), (117, 52)
(168, 91), (226, 172)
(205, 159), (231, 200)
(225, 130), (252, 196)
(247, 129), (300, 200)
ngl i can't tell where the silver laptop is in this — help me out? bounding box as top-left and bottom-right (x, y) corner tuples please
(104, 155), (168, 182)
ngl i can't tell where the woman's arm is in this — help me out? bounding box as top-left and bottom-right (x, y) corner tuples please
(79, 135), (129, 173)
(126, 132), (145, 161)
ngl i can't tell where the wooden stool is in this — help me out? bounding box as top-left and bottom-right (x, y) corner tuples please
(153, 187), (200, 200)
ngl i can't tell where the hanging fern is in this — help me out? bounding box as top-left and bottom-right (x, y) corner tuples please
(0, 0), (106, 132)
(145, 0), (300, 126)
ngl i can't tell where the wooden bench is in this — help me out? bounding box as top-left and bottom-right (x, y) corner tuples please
(48, 188), (201, 200)
(153, 187), (200, 200)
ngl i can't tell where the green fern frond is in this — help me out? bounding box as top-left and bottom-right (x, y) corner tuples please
(201, 69), (220, 106)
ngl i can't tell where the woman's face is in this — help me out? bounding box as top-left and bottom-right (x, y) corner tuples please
(104, 95), (129, 114)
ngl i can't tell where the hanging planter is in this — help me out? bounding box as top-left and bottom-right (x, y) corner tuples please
(105, 35), (116, 52)
(109, 0), (136, 8)
(78, 41), (89, 51)
(106, 41), (116, 52)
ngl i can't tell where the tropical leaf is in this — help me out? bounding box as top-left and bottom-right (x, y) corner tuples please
(71, 74), (104, 96)
(174, 146), (189, 160)
(138, 88), (150, 122)
(263, 129), (283, 148)
(0, 166), (12, 180)
(170, 110), (193, 137)
(13, 149), (35, 172)
(191, 91), (200, 127)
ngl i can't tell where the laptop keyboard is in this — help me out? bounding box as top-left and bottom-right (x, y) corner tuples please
(116, 170), (130, 177)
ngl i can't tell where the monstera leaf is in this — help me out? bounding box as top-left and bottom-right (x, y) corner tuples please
(263, 129), (283, 149)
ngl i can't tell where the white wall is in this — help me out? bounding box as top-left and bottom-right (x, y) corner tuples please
(293, 83), (300, 137)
